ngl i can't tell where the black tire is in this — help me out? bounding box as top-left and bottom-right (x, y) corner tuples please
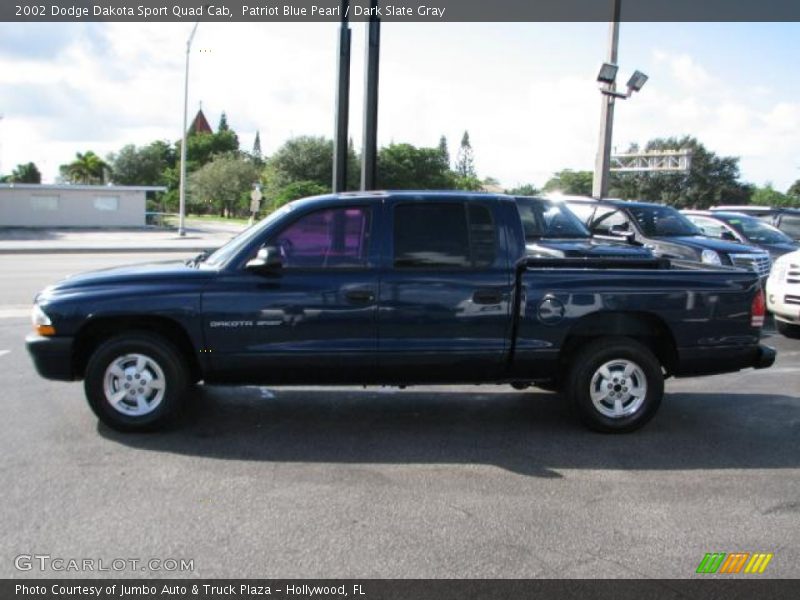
(84, 332), (188, 432)
(776, 320), (800, 339)
(565, 337), (663, 433)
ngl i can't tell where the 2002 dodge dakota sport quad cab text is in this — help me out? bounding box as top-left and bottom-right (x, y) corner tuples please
(26, 191), (775, 433)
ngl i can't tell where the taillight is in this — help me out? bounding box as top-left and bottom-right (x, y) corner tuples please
(751, 288), (766, 328)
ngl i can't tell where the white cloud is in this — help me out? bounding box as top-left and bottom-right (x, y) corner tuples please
(0, 23), (798, 192)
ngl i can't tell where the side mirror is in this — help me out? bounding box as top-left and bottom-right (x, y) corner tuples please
(609, 224), (631, 236)
(246, 246), (283, 272)
(720, 230), (738, 242)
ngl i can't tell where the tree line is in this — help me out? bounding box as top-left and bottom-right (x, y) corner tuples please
(2, 115), (799, 215)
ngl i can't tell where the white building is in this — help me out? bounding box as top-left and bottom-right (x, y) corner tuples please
(0, 183), (166, 228)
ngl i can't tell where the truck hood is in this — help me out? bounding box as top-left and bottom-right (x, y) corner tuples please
(526, 239), (653, 259)
(40, 260), (214, 296)
(655, 235), (765, 255)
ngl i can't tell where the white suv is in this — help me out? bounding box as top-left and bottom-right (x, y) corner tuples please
(766, 249), (800, 338)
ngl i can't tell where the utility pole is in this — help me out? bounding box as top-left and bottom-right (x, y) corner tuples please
(592, 0), (621, 199)
(178, 22), (199, 237)
(360, 0), (380, 191)
(332, 0), (351, 193)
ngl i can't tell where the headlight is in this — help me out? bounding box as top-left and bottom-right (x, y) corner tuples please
(701, 249), (722, 266)
(31, 304), (55, 336)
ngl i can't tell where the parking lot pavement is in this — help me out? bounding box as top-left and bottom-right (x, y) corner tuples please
(1, 310), (798, 579)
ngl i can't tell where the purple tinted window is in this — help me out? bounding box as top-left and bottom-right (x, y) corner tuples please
(274, 207), (371, 268)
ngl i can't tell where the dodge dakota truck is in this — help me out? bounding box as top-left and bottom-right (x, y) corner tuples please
(26, 191), (775, 433)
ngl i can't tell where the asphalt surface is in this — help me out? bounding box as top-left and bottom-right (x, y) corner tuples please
(1, 253), (799, 579)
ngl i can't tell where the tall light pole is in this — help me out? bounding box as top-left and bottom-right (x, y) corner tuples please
(178, 22), (199, 237)
(360, 0), (381, 191)
(592, 0), (621, 199)
(332, 0), (351, 193)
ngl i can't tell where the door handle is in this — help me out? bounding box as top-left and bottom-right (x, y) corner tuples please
(345, 289), (375, 304)
(473, 289), (504, 305)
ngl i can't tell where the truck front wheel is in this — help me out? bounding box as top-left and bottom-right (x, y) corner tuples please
(84, 333), (188, 432)
(566, 337), (663, 433)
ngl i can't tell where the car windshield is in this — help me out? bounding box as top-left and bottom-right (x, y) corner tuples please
(204, 204), (295, 267)
(721, 215), (794, 244)
(516, 197), (590, 240)
(628, 205), (701, 237)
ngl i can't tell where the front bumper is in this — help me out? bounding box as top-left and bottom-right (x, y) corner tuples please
(26, 334), (75, 381)
(674, 343), (776, 377)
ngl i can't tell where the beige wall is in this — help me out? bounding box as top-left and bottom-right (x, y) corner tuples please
(0, 188), (146, 227)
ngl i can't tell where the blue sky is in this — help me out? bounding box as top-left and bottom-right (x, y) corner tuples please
(0, 21), (798, 191)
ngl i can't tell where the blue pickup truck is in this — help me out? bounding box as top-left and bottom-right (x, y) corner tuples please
(26, 191), (774, 433)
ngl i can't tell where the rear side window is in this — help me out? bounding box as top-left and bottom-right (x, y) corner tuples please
(780, 215), (800, 239)
(393, 203), (497, 269)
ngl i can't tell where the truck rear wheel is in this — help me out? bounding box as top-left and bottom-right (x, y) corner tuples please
(566, 337), (663, 433)
(84, 333), (188, 432)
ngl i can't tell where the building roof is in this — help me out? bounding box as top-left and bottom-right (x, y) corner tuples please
(0, 183), (167, 192)
(189, 109), (213, 135)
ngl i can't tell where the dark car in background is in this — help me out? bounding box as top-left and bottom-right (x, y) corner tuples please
(514, 196), (654, 260)
(683, 210), (799, 263)
(711, 206), (800, 242)
(566, 198), (772, 278)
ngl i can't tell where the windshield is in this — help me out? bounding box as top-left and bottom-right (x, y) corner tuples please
(628, 205), (701, 237)
(516, 197), (590, 240)
(721, 214), (794, 244)
(204, 204), (294, 267)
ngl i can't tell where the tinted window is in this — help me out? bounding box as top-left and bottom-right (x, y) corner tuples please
(393, 203), (496, 269)
(627, 205), (700, 237)
(273, 207), (371, 268)
(516, 198), (590, 240)
(591, 208), (631, 235)
(779, 215), (800, 239)
(566, 202), (597, 225)
(467, 204), (497, 268)
(686, 215), (729, 239)
(722, 215), (792, 244)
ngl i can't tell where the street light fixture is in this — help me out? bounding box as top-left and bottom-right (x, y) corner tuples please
(596, 62), (619, 85)
(178, 22), (199, 238)
(597, 64), (648, 99)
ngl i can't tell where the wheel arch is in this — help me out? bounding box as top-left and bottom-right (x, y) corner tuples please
(72, 315), (202, 382)
(559, 311), (678, 376)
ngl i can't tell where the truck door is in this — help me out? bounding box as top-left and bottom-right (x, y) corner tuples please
(377, 199), (513, 382)
(202, 204), (379, 383)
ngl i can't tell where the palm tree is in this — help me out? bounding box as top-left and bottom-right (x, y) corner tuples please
(59, 151), (111, 184)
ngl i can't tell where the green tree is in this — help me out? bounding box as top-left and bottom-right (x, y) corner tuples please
(787, 179), (800, 200)
(180, 127), (239, 172)
(506, 183), (540, 196)
(752, 184), (797, 208)
(543, 170), (593, 196)
(252, 131), (263, 160)
(437, 135), (450, 166)
(218, 112), (230, 132)
(264, 135), (359, 194)
(271, 181), (329, 211)
(377, 143), (455, 189)
(108, 141), (175, 186)
(455, 131), (476, 178)
(188, 154), (261, 217)
(8, 162), (42, 183)
(609, 136), (751, 208)
(59, 151), (110, 184)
